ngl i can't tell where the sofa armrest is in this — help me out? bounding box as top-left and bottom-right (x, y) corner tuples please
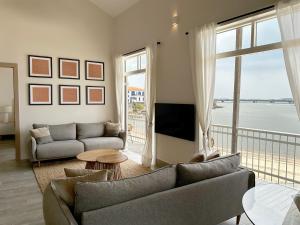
(31, 136), (38, 162)
(238, 166), (256, 189)
(119, 131), (127, 149)
(43, 183), (78, 225)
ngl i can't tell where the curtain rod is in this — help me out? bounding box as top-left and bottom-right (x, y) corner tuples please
(185, 5), (275, 35)
(123, 42), (161, 56)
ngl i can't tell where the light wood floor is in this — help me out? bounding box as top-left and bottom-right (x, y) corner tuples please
(0, 141), (252, 225)
(0, 140), (44, 225)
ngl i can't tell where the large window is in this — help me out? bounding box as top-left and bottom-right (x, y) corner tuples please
(212, 11), (299, 149)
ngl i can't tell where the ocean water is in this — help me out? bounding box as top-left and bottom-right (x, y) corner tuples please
(212, 102), (300, 134)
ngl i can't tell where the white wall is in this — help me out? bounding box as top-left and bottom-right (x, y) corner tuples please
(0, 0), (114, 159)
(113, 0), (277, 164)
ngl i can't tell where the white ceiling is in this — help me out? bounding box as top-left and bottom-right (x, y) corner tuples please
(89, 0), (141, 17)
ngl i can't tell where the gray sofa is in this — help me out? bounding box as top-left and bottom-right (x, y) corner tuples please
(31, 122), (126, 162)
(43, 154), (255, 225)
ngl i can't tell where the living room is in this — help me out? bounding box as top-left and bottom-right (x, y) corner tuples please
(0, 0), (300, 224)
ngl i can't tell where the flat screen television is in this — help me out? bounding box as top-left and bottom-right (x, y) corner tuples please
(155, 103), (195, 141)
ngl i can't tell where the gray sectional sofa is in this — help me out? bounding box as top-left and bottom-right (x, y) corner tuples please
(31, 122), (126, 162)
(43, 154), (255, 225)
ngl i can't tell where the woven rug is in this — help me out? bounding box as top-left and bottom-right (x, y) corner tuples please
(33, 159), (151, 192)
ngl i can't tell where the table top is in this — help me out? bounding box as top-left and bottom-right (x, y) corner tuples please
(77, 149), (122, 162)
(242, 184), (300, 225)
(97, 153), (128, 164)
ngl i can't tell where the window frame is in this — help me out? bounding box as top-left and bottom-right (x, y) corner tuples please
(124, 51), (146, 76)
(123, 50), (147, 142)
(216, 11), (281, 59)
(215, 10), (285, 153)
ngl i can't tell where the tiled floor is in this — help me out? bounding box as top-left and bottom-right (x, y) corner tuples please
(0, 141), (252, 225)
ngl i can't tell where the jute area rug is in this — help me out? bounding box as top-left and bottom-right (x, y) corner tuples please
(33, 159), (151, 192)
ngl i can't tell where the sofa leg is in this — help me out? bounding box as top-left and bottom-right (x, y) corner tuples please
(236, 215), (241, 225)
(38, 161), (41, 167)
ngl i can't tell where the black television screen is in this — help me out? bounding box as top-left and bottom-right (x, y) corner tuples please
(155, 103), (195, 141)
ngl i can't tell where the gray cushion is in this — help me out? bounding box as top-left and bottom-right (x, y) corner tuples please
(104, 122), (120, 137)
(37, 140), (84, 160)
(49, 123), (76, 141)
(77, 123), (105, 140)
(80, 137), (124, 151)
(74, 166), (177, 216)
(33, 123), (76, 141)
(51, 170), (108, 207)
(30, 127), (53, 145)
(176, 153), (240, 186)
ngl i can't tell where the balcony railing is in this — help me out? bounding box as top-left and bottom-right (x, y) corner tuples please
(211, 124), (300, 189)
(128, 114), (146, 144)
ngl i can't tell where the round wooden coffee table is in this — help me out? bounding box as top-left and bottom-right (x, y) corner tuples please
(77, 149), (128, 180)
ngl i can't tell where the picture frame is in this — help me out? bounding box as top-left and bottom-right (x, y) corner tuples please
(28, 84), (52, 105)
(28, 55), (52, 78)
(59, 85), (81, 105)
(59, 58), (80, 79)
(85, 60), (104, 81)
(86, 86), (105, 105)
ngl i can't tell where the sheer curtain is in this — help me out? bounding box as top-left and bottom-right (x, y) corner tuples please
(188, 23), (217, 157)
(115, 56), (125, 129)
(142, 45), (157, 167)
(277, 0), (300, 119)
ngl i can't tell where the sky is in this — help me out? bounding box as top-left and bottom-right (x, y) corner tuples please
(127, 73), (145, 89)
(215, 18), (292, 100)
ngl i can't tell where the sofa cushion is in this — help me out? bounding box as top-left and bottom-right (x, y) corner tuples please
(104, 122), (120, 137)
(33, 123), (76, 141)
(37, 140), (84, 160)
(51, 170), (108, 207)
(77, 123), (105, 140)
(176, 153), (240, 186)
(30, 127), (53, 145)
(74, 165), (177, 216)
(50, 123), (76, 141)
(80, 137), (124, 151)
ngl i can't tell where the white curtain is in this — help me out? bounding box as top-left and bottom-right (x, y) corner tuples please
(277, 0), (300, 119)
(188, 23), (217, 157)
(115, 56), (125, 129)
(142, 45), (157, 167)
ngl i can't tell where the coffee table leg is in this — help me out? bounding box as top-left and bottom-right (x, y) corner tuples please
(85, 161), (96, 169)
(114, 163), (122, 180)
(92, 162), (122, 180)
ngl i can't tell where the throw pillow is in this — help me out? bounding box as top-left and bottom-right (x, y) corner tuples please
(51, 170), (108, 207)
(104, 122), (120, 137)
(189, 153), (205, 163)
(74, 166), (177, 216)
(176, 153), (240, 187)
(189, 152), (220, 163)
(30, 127), (53, 145)
(64, 168), (114, 180)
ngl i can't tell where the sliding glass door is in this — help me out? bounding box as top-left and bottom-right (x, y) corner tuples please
(124, 52), (147, 156)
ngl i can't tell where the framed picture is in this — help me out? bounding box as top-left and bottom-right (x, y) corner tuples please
(29, 84), (52, 105)
(59, 58), (80, 79)
(85, 60), (104, 81)
(28, 55), (52, 78)
(86, 86), (105, 105)
(59, 85), (81, 105)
